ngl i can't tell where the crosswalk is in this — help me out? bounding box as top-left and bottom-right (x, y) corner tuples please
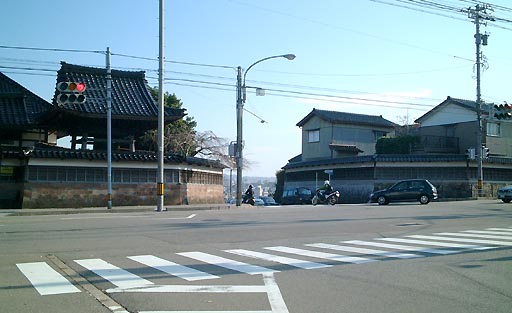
(17, 226), (512, 296)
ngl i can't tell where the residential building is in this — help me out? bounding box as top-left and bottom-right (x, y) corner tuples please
(281, 101), (512, 203)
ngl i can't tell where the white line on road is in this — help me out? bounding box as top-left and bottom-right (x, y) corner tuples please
(128, 255), (219, 281)
(435, 232), (512, 240)
(264, 246), (375, 264)
(138, 311), (271, 313)
(225, 249), (331, 269)
(306, 243), (420, 259)
(486, 228), (512, 232)
(74, 258), (154, 289)
(177, 252), (276, 275)
(382, 237), (492, 250)
(107, 284), (268, 293)
(61, 214), (197, 221)
(16, 262), (81, 295)
(345, 240), (456, 255)
(408, 235), (512, 246)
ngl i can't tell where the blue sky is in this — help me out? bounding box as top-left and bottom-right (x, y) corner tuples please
(2, 0), (512, 177)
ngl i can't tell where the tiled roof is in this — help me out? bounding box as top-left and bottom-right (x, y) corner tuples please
(296, 108), (397, 128)
(53, 62), (184, 120)
(282, 154), (473, 170)
(0, 72), (52, 129)
(1, 145), (225, 169)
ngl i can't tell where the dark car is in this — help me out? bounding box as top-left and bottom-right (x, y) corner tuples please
(369, 179), (438, 205)
(258, 196), (279, 206)
(497, 185), (512, 203)
(281, 187), (313, 205)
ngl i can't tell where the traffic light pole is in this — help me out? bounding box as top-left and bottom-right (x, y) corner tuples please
(106, 47), (113, 209)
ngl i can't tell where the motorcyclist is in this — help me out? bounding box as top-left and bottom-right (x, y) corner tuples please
(243, 185), (255, 204)
(317, 180), (333, 201)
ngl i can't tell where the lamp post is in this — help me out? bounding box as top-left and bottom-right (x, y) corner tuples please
(235, 54), (296, 206)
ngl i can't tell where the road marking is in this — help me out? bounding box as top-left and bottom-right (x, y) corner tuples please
(112, 273), (288, 313)
(435, 232), (512, 240)
(163, 214), (197, 220)
(74, 258), (154, 289)
(384, 237), (492, 250)
(306, 243), (420, 259)
(264, 246), (375, 264)
(16, 262), (81, 295)
(408, 235), (512, 246)
(462, 230), (512, 236)
(345, 240), (457, 255)
(61, 214), (197, 221)
(128, 255), (219, 281)
(225, 249), (331, 269)
(487, 228), (512, 232)
(138, 311), (271, 313)
(107, 284), (268, 293)
(177, 252), (276, 275)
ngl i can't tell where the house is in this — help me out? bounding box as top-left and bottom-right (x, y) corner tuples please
(281, 102), (512, 203)
(414, 96), (512, 157)
(296, 108), (397, 160)
(0, 64), (225, 209)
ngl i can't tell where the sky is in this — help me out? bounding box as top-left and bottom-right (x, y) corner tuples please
(2, 0), (512, 177)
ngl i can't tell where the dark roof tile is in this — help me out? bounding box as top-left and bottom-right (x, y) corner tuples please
(296, 108), (397, 128)
(53, 62), (184, 120)
(0, 72), (52, 129)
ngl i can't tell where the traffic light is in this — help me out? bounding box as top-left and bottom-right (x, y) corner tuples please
(493, 103), (512, 120)
(466, 148), (476, 160)
(56, 81), (86, 105)
(482, 145), (490, 159)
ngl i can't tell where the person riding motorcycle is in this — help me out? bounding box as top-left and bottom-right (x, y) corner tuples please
(243, 185), (255, 204)
(317, 180), (333, 201)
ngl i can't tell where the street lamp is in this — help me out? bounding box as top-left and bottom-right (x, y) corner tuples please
(235, 54), (296, 206)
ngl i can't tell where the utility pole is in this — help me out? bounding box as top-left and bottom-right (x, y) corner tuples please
(467, 4), (493, 197)
(156, 0), (165, 211)
(235, 66), (243, 206)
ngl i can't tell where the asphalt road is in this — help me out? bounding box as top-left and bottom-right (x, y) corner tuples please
(1, 200), (512, 313)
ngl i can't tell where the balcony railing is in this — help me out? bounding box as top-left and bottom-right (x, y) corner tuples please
(412, 135), (459, 153)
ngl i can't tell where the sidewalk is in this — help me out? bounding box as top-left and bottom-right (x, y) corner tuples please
(3, 203), (234, 216)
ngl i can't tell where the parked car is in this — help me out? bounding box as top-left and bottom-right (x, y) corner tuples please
(369, 179), (438, 205)
(497, 185), (512, 203)
(258, 196), (279, 206)
(281, 187), (313, 205)
(253, 197), (265, 206)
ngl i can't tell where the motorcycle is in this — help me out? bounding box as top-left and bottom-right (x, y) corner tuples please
(312, 190), (340, 206)
(242, 194), (255, 205)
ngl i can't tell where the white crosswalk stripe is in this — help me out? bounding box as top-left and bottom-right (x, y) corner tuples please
(305, 243), (420, 259)
(75, 258), (154, 289)
(435, 232), (512, 240)
(17, 226), (512, 296)
(383, 237), (492, 250)
(177, 251), (276, 275)
(486, 228), (512, 232)
(128, 255), (219, 281)
(408, 235), (512, 246)
(264, 246), (376, 264)
(462, 230), (512, 236)
(344, 240), (457, 255)
(16, 262), (81, 295)
(225, 249), (331, 269)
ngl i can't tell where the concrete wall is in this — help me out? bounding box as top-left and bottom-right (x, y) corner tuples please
(21, 182), (224, 209)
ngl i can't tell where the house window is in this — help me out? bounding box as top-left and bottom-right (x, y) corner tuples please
(487, 122), (500, 137)
(308, 129), (320, 143)
(374, 131), (387, 141)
